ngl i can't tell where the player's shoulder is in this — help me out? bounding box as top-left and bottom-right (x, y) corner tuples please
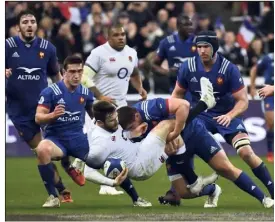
(5, 36), (18, 48)
(184, 56), (197, 73)
(217, 53), (234, 75)
(91, 43), (108, 56)
(160, 33), (177, 46)
(46, 82), (63, 96)
(79, 84), (90, 96)
(37, 37), (55, 51)
(124, 45), (137, 55)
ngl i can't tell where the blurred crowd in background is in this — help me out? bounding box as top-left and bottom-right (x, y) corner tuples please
(5, 1), (274, 94)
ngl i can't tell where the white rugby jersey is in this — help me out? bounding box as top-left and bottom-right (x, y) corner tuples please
(85, 42), (138, 103)
(87, 125), (140, 170)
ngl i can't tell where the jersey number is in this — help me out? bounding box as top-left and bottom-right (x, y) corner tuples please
(117, 68), (128, 79)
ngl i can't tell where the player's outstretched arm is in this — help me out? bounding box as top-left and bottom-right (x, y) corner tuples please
(35, 104), (65, 125)
(84, 165), (128, 186)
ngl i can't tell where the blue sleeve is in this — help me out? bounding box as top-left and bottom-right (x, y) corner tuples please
(229, 65), (245, 93)
(256, 56), (268, 74)
(5, 41), (9, 68)
(47, 45), (60, 77)
(38, 88), (54, 110)
(176, 62), (189, 89)
(145, 98), (170, 119)
(156, 39), (167, 59)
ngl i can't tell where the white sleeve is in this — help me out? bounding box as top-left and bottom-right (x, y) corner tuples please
(86, 137), (111, 169)
(85, 49), (101, 72)
(84, 165), (115, 186)
(134, 51), (138, 68)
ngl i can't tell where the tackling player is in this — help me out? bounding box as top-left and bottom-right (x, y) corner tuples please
(250, 53), (274, 162)
(74, 24), (148, 195)
(169, 31), (273, 202)
(34, 55), (128, 207)
(5, 10), (82, 203)
(118, 96), (274, 208)
(152, 13), (197, 92)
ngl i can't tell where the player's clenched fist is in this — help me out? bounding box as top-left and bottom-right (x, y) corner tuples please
(5, 68), (12, 78)
(52, 104), (65, 118)
(114, 168), (128, 186)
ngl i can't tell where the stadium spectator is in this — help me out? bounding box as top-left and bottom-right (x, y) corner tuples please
(87, 3), (110, 26)
(167, 17), (177, 35)
(157, 9), (169, 33)
(247, 39), (264, 71)
(195, 14), (214, 34)
(219, 31), (248, 73)
(78, 22), (95, 60)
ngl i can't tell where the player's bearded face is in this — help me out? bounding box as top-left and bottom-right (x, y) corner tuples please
(109, 28), (126, 51)
(18, 15), (37, 42)
(64, 64), (83, 87)
(104, 112), (119, 132)
(197, 44), (212, 62)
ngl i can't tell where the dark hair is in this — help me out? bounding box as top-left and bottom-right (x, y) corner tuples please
(117, 106), (137, 130)
(108, 24), (124, 36)
(176, 13), (190, 27)
(93, 101), (116, 122)
(63, 55), (83, 70)
(16, 10), (36, 24)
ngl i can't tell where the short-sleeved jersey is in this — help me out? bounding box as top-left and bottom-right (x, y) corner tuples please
(177, 53), (245, 115)
(5, 36), (59, 120)
(132, 98), (198, 142)
(85, 42), (138, 102)
(38, 80), (94, 138)
(257, 53), (274, 85)
(157, 33), (197, 69)
(87, 125), (140, 169)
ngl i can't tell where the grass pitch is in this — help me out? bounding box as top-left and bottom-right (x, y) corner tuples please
(5, 157), (274, 221)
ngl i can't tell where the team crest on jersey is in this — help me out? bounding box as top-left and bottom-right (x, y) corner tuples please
(128, 56), (132, 62)
(191, 46), (196, 52)
(217, 77), (224, 85)
(111, 136), (116, 141)
(39, 52), (45, 59)
(79, 96), (85, 104)
(109, 57), (116, 62)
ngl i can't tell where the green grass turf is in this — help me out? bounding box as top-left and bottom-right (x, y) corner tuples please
(5, 156), (274, 220)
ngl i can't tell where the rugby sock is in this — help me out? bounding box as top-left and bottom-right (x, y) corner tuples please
(266, 131), (274, 153)
(38, 162), (58, 197)
(234, 171), (265, 202)
(60, 157), (71, 171)
(120, 178), (139, 202)
(198, 184), (216, 197)
(252, 162), (274, 199)
(186, 100), (207, 125)
(55, 177), (66, 194)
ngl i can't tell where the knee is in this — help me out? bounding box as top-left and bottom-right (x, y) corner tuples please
(35, 140), (53, 159)
(215, 162), (239, 180)
(238, 146), (255, 162)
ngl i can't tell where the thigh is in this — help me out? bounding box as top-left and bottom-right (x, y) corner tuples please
(217, 117), (247, 144)
(198, 113), (219, 134)
(44, 136), (67, 159)
(262, 96), (274, 112)
(188, 130), (222, 163)
(10, 118), (41, 144)
(67, 134), (90, 161)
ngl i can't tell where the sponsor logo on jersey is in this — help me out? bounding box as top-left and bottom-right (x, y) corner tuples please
(190, 77), (198, 83)
(57, 111), (81, 122)
(109, 57), (116, 62)
(79, 97), (85, 104)
(236, 124), (245, 130)
(217, 77), (224, 85)
(57, 98), (66, 105)
(191, 45), (196, 52)
(39, 51), (45, 59)
(17, 67), (41, 80)
(210, 146), (218, 154)
(159, 155), (166, 163)
(169, 46), (176, 51)
(12, 52), (20, 58)
(128, 56), (132, 62)
(38, 96), (44, 104)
